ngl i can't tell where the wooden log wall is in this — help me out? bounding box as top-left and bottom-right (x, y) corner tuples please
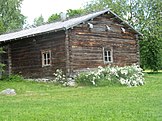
(67, 14), (139, 73)
(6, 31), (66, 78)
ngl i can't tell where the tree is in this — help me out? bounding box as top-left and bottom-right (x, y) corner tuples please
(0, 0), (26, 73)
(67, 9), (84, 18)
(84, 0), (128, 19)
(48, 9), (84, 23)
(48, 13), (60, 23)
(140, 32), (161, 71)
(0, 0), (26, 34)
(33, 15), (44, 26)
(139, 0), (162, 71)
(84, 0), (162, 71)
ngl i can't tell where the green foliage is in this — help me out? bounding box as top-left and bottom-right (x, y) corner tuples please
(140, 32), (161, 71)
(48, 13), (60, 23)
(67, 9), (84, 18)
(75, 65), (144, 87)
(84, 0), (128, 20)
(0, 47), (5, 54)
(0, 0), (26, 34)
(75, 72), (99, 86)
(52, 69), (66, 84)
(160, 49), (162, 69)
(33, 15), (44, 26)
(47, 9), (84, 23)
(0, 20), (5, 34)
(1, 74), (24, 82)
(76, 72), (120, 87)
(139, 0), (162, 71)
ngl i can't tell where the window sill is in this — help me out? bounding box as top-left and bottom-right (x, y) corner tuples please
(104, 61), (113, 64)
(42, 64), (51, 67)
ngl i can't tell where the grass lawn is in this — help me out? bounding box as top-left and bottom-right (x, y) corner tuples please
(0, 73), (162, 121)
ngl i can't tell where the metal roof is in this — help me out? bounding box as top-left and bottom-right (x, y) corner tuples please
(0, 9), (142, 42)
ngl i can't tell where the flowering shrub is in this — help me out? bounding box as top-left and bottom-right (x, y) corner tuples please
(75, 71), (101, 86)
(52, 69), (66, 84)
(75, 64), (144, 87)
(52, 69), (76, 86)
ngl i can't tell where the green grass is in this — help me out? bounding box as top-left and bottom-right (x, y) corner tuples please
(0, 73), (162, 121)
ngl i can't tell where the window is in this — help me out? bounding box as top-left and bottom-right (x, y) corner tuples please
(103, 48), (113, 63)
(41, 50), (51, 67)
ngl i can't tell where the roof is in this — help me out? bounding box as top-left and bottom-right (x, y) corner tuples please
(0, 9), (142, 42)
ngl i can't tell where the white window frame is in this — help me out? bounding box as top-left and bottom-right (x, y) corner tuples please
(103, 47), (113, 64)
(41, 50), (51, 67)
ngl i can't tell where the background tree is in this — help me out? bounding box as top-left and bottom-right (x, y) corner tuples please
(33, 15), (44, 26)
(67, 9), (84, 18)
(0, 0), (26, 34)
(48, 13), (60, 23)
(139, 0), (162, 71)
(48, 9), (84, 23)
(0, 0), (26, 73)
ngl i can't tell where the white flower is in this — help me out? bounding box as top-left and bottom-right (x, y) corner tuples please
(120, 78), (126, 85)
(121, 69), (128, 75)
(91, 80), (96, 85)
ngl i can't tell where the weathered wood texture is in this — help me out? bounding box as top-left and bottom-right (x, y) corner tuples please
(3, 31), (66, 78)
(67, 14), (139, 73)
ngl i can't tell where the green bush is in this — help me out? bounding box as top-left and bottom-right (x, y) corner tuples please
(75, 72), (99, 86)
(75, 65), (145, 87)
(1, 74), (24, 82)
(52, 69), (66, 84)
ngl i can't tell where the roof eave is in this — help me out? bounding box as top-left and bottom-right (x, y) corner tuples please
(0, 27), (65, 43)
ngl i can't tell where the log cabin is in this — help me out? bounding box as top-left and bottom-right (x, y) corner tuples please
(0, 9), (142, 78)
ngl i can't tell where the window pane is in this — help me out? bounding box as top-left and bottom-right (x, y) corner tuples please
(105, 57), (108, 61)
(47, 59), (50, 64)
(44, 59), (46, 65)
(44, 53), (46, 60)
(109, 57), (111, 62)
(108, 51), (111, 56)
(104, 51), (107, 57)
(47, 53), (50, 59)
